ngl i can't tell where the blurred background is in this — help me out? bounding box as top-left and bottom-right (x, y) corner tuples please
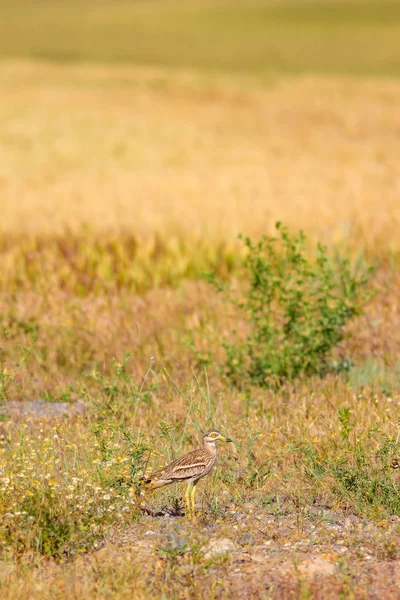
(1, 0), (399, 251)
(0, 0), (400, 331)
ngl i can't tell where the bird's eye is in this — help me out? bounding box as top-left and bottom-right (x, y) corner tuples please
(211, 433), (217, 438)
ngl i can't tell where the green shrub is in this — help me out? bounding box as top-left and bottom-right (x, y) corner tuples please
(210, 222), (373, 388)
(301, 433), (400, 517)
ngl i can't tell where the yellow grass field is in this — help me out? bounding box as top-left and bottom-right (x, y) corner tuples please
(1, 61), (400, 250)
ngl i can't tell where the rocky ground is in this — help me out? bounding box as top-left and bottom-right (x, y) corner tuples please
(9, 503), (396, 599)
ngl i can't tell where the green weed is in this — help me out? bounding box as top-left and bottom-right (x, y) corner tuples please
(210, 223), (373, 388)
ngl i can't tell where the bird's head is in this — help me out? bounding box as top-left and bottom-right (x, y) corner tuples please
(203, 430), (233, 445)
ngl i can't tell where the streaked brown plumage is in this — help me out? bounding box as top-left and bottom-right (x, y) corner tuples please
(143, 430), (232, 520)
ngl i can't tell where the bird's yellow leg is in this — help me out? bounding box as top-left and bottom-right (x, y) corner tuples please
(191, 485), (197, 522)
(185, 485), (192, 520)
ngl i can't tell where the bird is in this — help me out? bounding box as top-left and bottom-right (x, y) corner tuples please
(142, 430), (233, 520)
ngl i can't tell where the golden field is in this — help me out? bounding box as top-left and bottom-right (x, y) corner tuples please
(1, 61), (400, 249)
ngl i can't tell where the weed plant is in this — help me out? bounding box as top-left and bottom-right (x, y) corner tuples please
(210, 223), (373, 388)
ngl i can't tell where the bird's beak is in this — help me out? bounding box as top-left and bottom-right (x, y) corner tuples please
(222, 436), (233, 443)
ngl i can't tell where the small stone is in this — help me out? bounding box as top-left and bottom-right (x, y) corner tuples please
(251, 553), (266, 563)
(203, 538), (237, 560)
(298, 557), (337, 578)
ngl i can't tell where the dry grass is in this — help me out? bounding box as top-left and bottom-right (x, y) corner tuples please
(1, 241), (400, 598)
(0, 61), (400, 252)
(2, 304), (400, 598)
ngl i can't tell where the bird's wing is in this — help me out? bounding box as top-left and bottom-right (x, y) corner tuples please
(167, 461), (209, 481)
(147, 450), (209, 482)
